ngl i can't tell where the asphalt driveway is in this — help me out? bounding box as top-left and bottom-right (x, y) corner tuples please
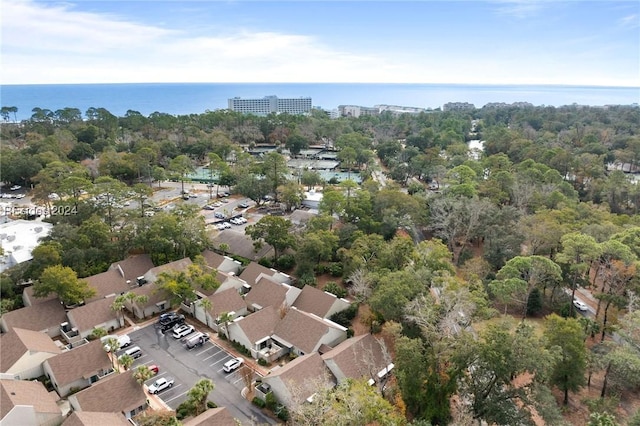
(124, 323), (275, 425)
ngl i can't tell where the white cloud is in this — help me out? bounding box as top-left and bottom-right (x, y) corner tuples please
(490, 0), (549, 19)
(1, 0), (637, 86)
(618, 14), (639, 29)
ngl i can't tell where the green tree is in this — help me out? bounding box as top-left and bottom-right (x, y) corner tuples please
(556, 232), (601, 314)
(489, 255), (562, 318)
(169, 154), (195, 195)
(185, 378), (214, 416)
(118, 353), (134, 371)
(134, 365), (156, 385)
(199, 297), (212, 328)
(544, 314), (587, 405)
(33, 265), (96, 306)
(245, 216), (296, 262)
(261, 151), (288, 202)
(296, 230), (338, 268)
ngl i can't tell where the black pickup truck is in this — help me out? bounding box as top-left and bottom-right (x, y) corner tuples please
(156, 312), (185, 332)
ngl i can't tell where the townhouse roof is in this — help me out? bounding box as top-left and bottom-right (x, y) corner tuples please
(211, 230), (273, 261)
(23, 285), (57, 306)
(0, 379), (61, 418)
(109, 254), (154, 283)
(201, 249), (241, 274)
(206, 288), (246, 318)
(129, 283), (169, 309)
(200, 249), (225, 270)
(0, 328), (61, 372)
(183, 407), (236, 426)
(273, 308), (345, 355)
(45, 340), (111, 388)
(321, 334), (390, 383)
(70, 370), (145, 414)
(145, 257), (193, 282)
(1, 298), (67, 333)
(66, 297), (119, 333)
(244, 276), (288, 311)
(238, 262), (277, 285)
(62, 411), (130, 426)
(84, 268), (129, 301)
(292, 285), (340, 318)
(264, 352), (334, 403)
(234, 306), (279, 345)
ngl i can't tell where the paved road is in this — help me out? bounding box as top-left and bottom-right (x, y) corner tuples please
(123, 323), (275, 425)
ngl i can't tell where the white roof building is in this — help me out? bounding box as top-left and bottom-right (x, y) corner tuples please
(0, 220), (53, 272)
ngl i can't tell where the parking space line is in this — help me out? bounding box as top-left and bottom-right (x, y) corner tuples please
(196, 346), (216, 356)
(209, 357), (230, 367)
(163, 388), (188, 403)
(203, 351), (222, 361)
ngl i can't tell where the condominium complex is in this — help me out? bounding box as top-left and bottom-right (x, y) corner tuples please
(228, 96), (312, 116)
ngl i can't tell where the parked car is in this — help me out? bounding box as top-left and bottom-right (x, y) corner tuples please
(148, 364), (159, 375)
(157, 312), (185, 332)
(9, 185), (21, 191)
(172, 324), (195, 339)
(223, 357), (244, 373)
(239, 201), (250, 208)
(148, 377), (174, 394)
(203, 204), (215, 210)
(222, 222), (232, 229)
(101, 334), (131, 352)
(573, 299), (589, 312)
(214, 212), (225, 219)
(212, 201), (223, 207)
(185, 332), (210, 349)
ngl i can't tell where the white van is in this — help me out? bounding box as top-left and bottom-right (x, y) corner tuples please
(101, 334), (131, 352)
(122, 346), (142, 359)
(184, 332), (210, 349)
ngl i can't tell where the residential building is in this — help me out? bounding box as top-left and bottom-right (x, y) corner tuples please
(125, 284), (170, 320)
(442, 102), (476, 111)
(228, 96), (312, 116)
(321, 333), (394, 386)
(67, 370), (147, 420)
(200, 249), (242, 275)
(244, 276), (301, 312)
(64, 297), (122, 343)
(227, 306), (281, 360)
(43, 340), (113, 398)
(83, 269), (129, 302)
(183, 407), (237, 426)
(194, 287), (248, 331)
(62, 412), (130, 426)
(0, 379), (63, 426)
(0, 299), (67, 338)
(108, 254), (154, 284)
(338, 105), (379, 118)
(292, 285), (351, 319)
(0, 328), (61, 380)
(260, 352), (335, 407)
(271, 307), (347, 357)
(375, 104), (429, 115)
(239, 262), (292, 287)
(22, 286), (57, 307)
(0, 220), (52, 273)
(143, 257), (192, 284)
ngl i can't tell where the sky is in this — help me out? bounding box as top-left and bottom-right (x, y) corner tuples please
(1, 0), (639, 86)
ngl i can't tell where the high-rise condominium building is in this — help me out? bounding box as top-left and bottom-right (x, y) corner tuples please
(228, 95), (312, 116)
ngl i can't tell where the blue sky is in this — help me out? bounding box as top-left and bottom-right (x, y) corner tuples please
(2, 0), (639, 86)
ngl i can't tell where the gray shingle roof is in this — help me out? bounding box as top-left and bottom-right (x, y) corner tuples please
(1, 298), (67, 333)
(0, 379), (61, 418)
(291, 285), (338, 318)
(109, 254), (154, 283)
(70, 370), (146, 414)
(62, 411), (130, 426)
(234, 306), (279, 345)
(272, 308), (344, 354)
(45, 340), (112, 388)
(84, 269), (130, 302)
(0, 328), (60, 373)
(244, 276), (287, 310)
(207, 288), (246, 318)
(321, 334), (390, 383)
(66, 297), (119, 333)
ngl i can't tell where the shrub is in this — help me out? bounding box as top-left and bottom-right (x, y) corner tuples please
(206, 401), (217, 408)
(324, 281), (347, 298)
(277, 254), (295, 270)
(329, 262), (343, 277)
(298, 273), (317, 287)
(347, 327), (354, 338)
(252, 397), (266, 408)
(330, 303), (358, 327)
(315, 264), (328, 274)
(258, 358), (268, 367)
(258, 257), (273, 268)
(275, 405), (289, 421)
(265, 392), (278, 410)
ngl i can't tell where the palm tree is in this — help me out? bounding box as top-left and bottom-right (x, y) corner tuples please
(104, 337), (120, 370)
(218, 243), (230, 256)
(218, 311), (233, 340)
(185, 378), (214, 416)
(111, 294), (127, 328)
(133, 365), (155, 385)
(199, 298), (212, 328)
(124, 291), (149, 319)
(89, 327), (107, 340)
(119, 354), (134, 371)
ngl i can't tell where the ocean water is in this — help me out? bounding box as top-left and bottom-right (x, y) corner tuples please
(0, 83), (638, 122)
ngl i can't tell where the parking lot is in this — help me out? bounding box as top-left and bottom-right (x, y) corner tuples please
(118, 322), (275, 424)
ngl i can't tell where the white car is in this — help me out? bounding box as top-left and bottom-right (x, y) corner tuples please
(222, 222), (232, 229)
(148, 377), (174, 394)
(223, 357), (244, 373)
(172, 324), (195, 339)
(10, 185), (21, 191)
(101, 334), (131, 352)
(573, 299), (589, 312)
